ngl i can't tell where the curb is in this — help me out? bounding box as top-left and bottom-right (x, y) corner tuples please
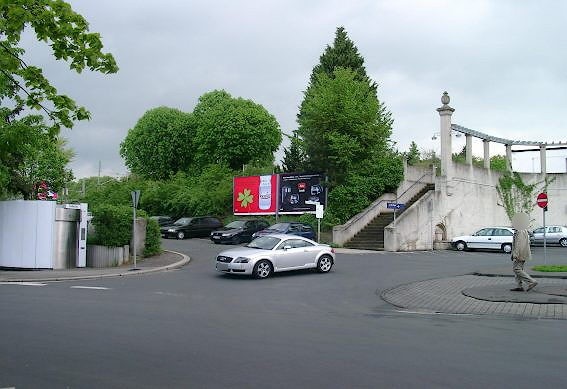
(472, 272), (567, 280)
(0, 250), (190, 283)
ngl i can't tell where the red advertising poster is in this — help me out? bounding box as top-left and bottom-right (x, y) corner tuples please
(233, 174), (278, 215)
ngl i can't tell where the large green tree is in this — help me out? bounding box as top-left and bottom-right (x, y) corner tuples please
(1, 0), (117, 198)
(192, 90), (282, 170)
(0, 0), (118, 131)
(120, 107), (195, 180)
(295, 27), (403, 223)
(298, 67), (394, 187)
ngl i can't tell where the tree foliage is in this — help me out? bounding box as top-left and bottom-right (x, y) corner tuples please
(0, 0), (118, 131)
(298, 68), (393, 187)
(0, 110), (73, 199)
(120, 107), (195, 180)
(192, 90), (282, 170)
(294, 27), (402, 223)
(281, 131), (306, 173)
(307, 26), (376, 93)
(406, 141), (420, 165)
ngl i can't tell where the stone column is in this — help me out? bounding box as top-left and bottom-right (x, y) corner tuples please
(436, 92), (455, 177)
(465, 134), (473, 165)
(483, 140), (490, 169)
(540, 144), (547, 176)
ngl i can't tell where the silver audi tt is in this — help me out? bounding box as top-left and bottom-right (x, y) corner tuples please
(215, 234), (335, 279)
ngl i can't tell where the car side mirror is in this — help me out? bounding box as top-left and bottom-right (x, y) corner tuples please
(283, 245), (292, 250)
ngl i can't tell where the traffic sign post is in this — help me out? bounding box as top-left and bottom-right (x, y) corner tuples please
(131, 190), (141, 270)
(537, 192), (548, 264)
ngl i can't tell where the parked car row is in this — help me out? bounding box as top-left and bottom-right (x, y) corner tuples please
(451, 225), (567, 252)
(155, 216), (317, 243)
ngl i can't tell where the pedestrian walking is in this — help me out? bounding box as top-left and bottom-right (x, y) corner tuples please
(510, 213), (537, 292)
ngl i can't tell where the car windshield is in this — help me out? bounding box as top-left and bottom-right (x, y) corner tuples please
(268, 223), (288, 232)
(174, 217), (192, 225)
(246, 236), (281, 250)
(225, 220), (246, 229)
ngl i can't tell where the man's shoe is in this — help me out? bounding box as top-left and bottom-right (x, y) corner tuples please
(510, 287), (524, 292)
(526, 282), (538, 292)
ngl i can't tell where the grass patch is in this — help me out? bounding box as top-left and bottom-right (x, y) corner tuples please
(532, 265), (567, 272)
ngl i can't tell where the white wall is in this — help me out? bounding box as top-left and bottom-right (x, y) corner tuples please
(386, 162), (567, 251)
(0, 201), (56, 268)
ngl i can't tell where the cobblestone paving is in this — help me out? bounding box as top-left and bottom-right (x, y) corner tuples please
(381, 275), (567, 320)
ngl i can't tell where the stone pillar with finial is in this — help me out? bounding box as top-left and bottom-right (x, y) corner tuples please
(437, 92), (454, 178)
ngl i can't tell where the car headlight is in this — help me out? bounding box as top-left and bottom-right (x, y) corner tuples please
(234, 257), (250, 263)
(168, 229), (176, 232)
(221, 233), (233, 237)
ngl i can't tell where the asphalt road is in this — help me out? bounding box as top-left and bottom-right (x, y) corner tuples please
(1, 240), (566, 388)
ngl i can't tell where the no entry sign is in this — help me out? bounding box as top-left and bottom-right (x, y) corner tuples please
(536, 192), (548, 208)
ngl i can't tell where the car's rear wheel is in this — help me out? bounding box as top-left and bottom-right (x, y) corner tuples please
(176, 231), (185, 240)
(317, 255), (333, 273)
(559, 238), (567, 247)
(253, 260), (272, 279)
(455, 241), (467, 251)
(502, 243), (512, 254)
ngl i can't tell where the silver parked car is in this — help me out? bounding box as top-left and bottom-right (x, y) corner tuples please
(452, 227), (515, 253)
(531, 225), (567, 247)
(215, 234), (335, 279)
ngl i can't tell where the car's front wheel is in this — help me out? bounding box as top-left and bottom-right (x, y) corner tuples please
(176, 231), (185, 240)
(253, 260), (272, 279)
(317, 255), (333, 273)
(455, 241), (467, 251)
(502, 243), (512, 254)
(560, 238), (567, 247)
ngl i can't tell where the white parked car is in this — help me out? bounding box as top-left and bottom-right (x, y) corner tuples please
(452, 227), (515, 253)
(215, 234), (335, 279)
(531, 225), (567, 247)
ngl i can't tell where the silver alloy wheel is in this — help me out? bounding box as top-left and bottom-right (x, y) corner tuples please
(254, 260), (272, 279)
(177, 231), (185, 240)
(317, 255), (333, 273)
(560, 238), (567, 247)
(502, 243), (512, 254)
(455, 241), (466, 251)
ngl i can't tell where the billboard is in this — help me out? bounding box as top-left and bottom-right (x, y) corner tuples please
(233, 174), (278, 215)
(233, 172), (326, 215)
(278, 172), (326, 214)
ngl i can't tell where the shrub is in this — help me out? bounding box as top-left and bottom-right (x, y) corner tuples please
(89, 204), (133, 247)
(144, 217), (162, 256)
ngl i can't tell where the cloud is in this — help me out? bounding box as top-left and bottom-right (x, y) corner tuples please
(16, 0), (567, 177)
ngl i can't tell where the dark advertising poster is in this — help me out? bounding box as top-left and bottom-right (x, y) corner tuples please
(278, 172), (326, 214)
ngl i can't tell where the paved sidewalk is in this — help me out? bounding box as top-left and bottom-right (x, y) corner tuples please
(0, 250), (189, 282)
(382, 275), (567, 320)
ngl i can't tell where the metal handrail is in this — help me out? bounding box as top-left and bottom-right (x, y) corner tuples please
(396, 172), (433, 204)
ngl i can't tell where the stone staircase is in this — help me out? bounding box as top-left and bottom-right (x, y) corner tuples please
(344, 184), (435, 250)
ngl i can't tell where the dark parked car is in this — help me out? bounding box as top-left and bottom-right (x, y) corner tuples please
(210, 219), (270, 244)
(252, 222), (316, 240)
(149, 216), (174, 226)
(161, 216), (223, 239)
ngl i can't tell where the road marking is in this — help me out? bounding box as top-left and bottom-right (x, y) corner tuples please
(0, 282), (47, 286)
(70, 286), (110, 290)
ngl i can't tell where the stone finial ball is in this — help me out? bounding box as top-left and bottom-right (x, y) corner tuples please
(441, 91), (450, 105)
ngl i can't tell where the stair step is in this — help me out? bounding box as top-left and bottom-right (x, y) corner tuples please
(344, 183), (435, 250)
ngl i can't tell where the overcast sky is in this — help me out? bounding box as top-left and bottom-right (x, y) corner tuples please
(21, 0), (567, 178)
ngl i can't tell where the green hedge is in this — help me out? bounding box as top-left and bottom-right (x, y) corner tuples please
(144, 218), (161, 256)
(89, 204), (133, 247)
